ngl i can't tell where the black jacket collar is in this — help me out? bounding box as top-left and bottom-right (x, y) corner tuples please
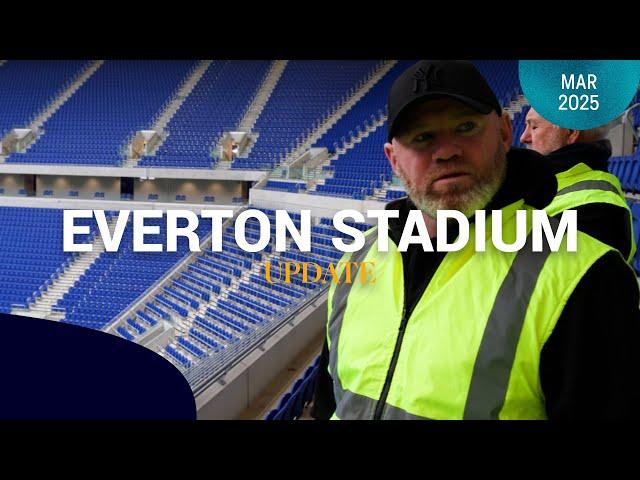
(385, 147), (558, 244)
(545, 140), (611, 174)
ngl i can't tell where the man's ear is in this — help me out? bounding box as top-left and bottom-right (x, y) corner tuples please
(499, 112), (513, 151)
(384, 142), (398, 174)
(567, 129), (581, 145)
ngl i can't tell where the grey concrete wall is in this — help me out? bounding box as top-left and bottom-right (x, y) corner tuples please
(135, 178), (244, 204)
(36, 175), (121, 200)
(195, 296), (328, 420)
(0, 164), (265, 182)
(608, 122), (635, 157)
(0, 174), (24, 196)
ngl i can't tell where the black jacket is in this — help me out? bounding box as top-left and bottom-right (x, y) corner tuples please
(546, 140), (633, 260)
(311, 147), (640, 420)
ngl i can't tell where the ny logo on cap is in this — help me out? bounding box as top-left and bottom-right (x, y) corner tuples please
(413, 65), (443, 93)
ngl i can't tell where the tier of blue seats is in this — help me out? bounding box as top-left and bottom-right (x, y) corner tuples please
(473, 61), (531, 149)
(0, 60), (525, 172)
(610, 151), (640, 192)
(139, 60), (271, 168)
(0, 204), (368, 375)
(313, 125), (391, 200)
(58, 213), (211, 330)
(0, 207), (99, 313)
(154, 208), (371, 372)
(165, 344), (193, 368)
(315, 60), (521, 158)
(610, 151), (640, 274)
(265, 355), (320, 420)
(232, 61), (380, 170)
(0, 60), (89, 138)
(118, 207), (282, 344)
(7, 60), (197, 165)
(312, 60), (525, 201)
(314, 60), (415, 155)
(385, 189), (406, 200)
(263, 180), (307, 193)
(627, 199), (640, 273)
(152, 208), (295, 366)
(472, 60), (521, 108)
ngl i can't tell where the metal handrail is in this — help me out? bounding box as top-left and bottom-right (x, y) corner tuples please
(186, 285), (328, 396)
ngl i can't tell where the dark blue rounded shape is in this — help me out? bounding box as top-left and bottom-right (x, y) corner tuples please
(0, 313), (196, 419)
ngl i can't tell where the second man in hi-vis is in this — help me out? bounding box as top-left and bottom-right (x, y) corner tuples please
(520, 106), (635, 263)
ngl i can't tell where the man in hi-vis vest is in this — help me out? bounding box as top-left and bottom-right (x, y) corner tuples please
(311, 60), (640, 420)
(520, 107), (635, 263)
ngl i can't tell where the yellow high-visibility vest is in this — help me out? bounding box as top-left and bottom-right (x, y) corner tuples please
(327, 200), (613, 419)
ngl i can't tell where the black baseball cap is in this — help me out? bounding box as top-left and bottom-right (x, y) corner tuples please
(387, 60), (502, 142)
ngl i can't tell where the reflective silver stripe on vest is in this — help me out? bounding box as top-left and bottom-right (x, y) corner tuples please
(463, 218), (558, 419)
(334, 389), (378, 420)
(333, 389), (432, 420)
(380, 402), (431, 420)
(556, 180), (620, 197)
(328, 230), (379, 418)
(555, 178), (634, 262)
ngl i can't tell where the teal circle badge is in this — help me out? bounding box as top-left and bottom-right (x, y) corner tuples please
(518, 60), (640, 130)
